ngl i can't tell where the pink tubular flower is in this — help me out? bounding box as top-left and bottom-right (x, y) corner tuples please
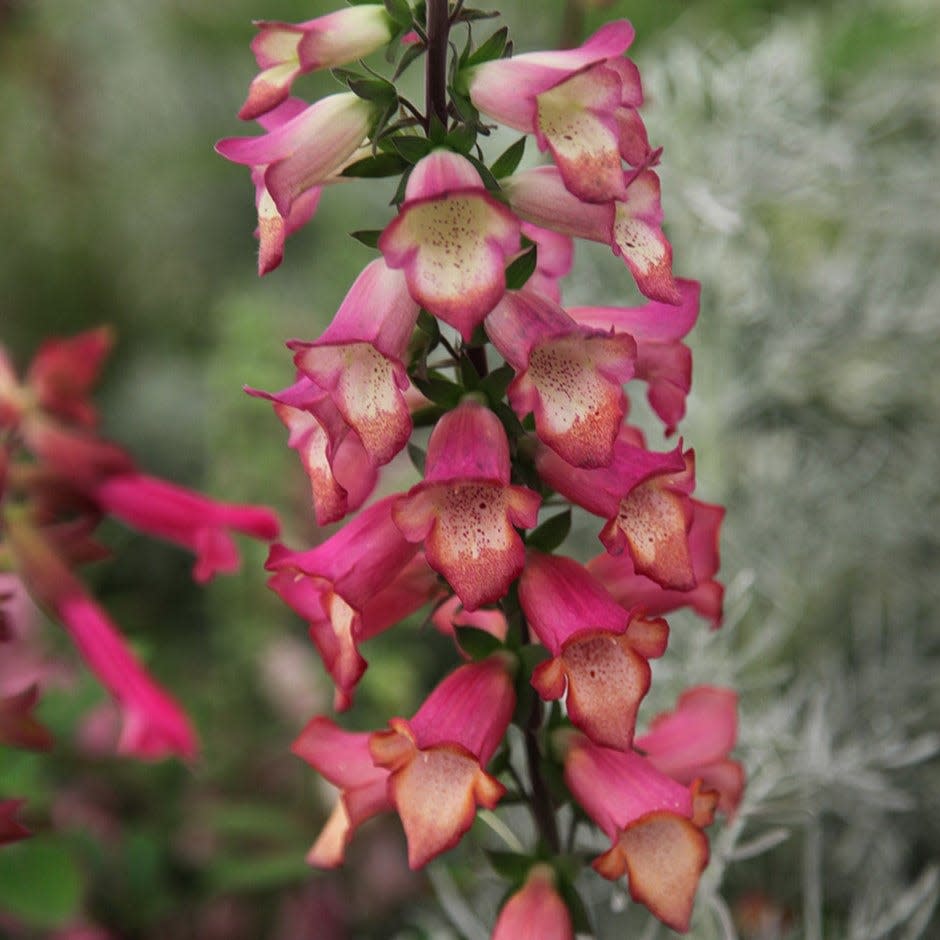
(492, 864), (574, 940)
(5, 516), (197, 761)
(291, 717), (392, 868)
(520, 552), (667, 750)
(467, 21), (649, 203)
(393, 400), (540, 610)
(94, 473), (280, 584)
(588, 499), (725, 628)
(535, 430), (697, 590)
(370, 655), (515, 868)
(265, 496), (422, 710)
(520, 222), (574, 302)
(568, 278), (701, 434)
(0, 800), (30, 846)
(217, 92), (376, 218)
(484, 288), (636, 468)
(290, 258), (420, 467)
(247, 376), (378, 527)
(378, 150), (522, 339)
(564, 734), (710, 933)
(239, 6), (395, 121)
(636, 686), (744, 816)
(503, 165), (681, 304)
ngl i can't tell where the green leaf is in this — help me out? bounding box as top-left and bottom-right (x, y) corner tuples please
(457, 7), (501, 22)
(465, 26), (509, 67)
(390, 134), (433, 164)
(342, 152), (410, 178)
(491, 136), (527, 179)
(485, 849), (533, 884)
(407, 442), (426, 474)
(392, 165), (415, 205)
(333, 68), (398, 106)
(0, 838), (84, 928)
(411, 405), (446, 427)
(383, 0), (412, 28)
(526, 509), (571, 552)
(446, 124), (477, 155)
(416, 307), (441, 339)
(457, 353), (482, 389)
(393, 40), (426, 80)
(455, 625), (503, 660)
(505, 244), (538, 290)
(350, 229), (382, 249)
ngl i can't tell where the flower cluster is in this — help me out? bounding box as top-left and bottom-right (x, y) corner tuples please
(0, 329), (279, 782)
(222, 2), (741, 933)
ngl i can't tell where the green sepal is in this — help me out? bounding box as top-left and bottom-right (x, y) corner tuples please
(393, 40), (426, 80)
(342, 152), (411, 178)
(448, 85), (481, 129)
(519, 642), (550, 677)
(410, 373), (465, 408)
(446, 124), (477, 155)
(526, 509), (572, 553)
(491, 400), (526, 440)
(557, 876), (593, 935)
(491, 136), (527, 179)
(416, 308), (441, 340)
(383, 0), (412, 28)
(485, 850), (534, 885)
(332, 69), (398, 107)
(411, 405), (446, 428)
(390, 134), (433, 164)
(349, 229), (382, 249)
(454, 625), (504, 661)
(465, 26), (509, 67)
(457, 354), (482, 389)
(480, 363), (515, 404)
(505, 243), (538, 290)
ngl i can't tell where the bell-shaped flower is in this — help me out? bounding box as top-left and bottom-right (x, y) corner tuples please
(0, 800), (30, 845)
(290, 258), (420, 467)
(239, 6), (395, 121)
(291, 716), (392, 868)
(370, 655), (515, 868)
(393, 400), (540, 610)
(568, 279), (701, 434)
(94, 473), (280, 584)
(520, 551), (667, 750)
(379, 150), (522, 339)
(485, 288), (636, 468)
(503, 166), (681, 304)
(492, 864), (574, 940)
(563, 734), (709, 933)
(247, 376), (378, 527)
(636, 686), (744, 816)
(520, 222), (574, 302)
(217, 92), (376, 219)
(265, 496), (423, 710)
(588, 499), (725, 628)
(6, 515), (197, 761)
(535, 430), (696, 590)
(467, 21), (650, 203)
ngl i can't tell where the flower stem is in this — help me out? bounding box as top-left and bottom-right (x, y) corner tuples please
(425, 0), (450, 130)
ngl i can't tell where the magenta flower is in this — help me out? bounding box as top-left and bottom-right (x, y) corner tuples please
(265, 496), (422, 710)
(94, 473), (280, 584)
(564, 734), (710, 933)
(217, 92), (376, 218)
(6, 516), (197, 761)
(290, 258), (420, 467)
(291, 717), (392, 868)
(370, 656), (515, 868)
(467, 21), (650, 203)
(379, 150), (522, 339)
(520, 222), (574, 302)
(535, 429), (697, 590)
(569, 278), (701, 434)
(239, 5), (395, 121)
(248, 376), (378, 526)
(503, 165), (681, 304)
(393, 400), (540, 610)
(636, 685), (745, 816)
(485, 287), (636, 468)
(492, 864), (574, 940)
(588, 499), (725, 628)
(520, 551), (667, 750)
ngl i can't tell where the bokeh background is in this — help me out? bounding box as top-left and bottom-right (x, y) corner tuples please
(1, 0), (939, 936)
